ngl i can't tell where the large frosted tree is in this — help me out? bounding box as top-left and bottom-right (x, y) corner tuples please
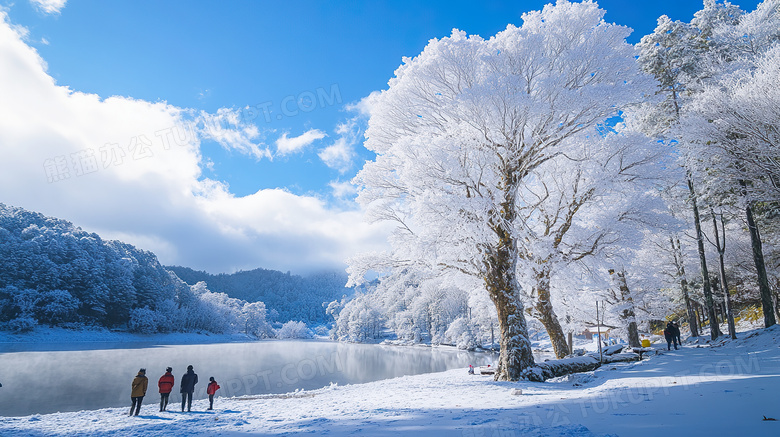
(349, 1), (652, 380)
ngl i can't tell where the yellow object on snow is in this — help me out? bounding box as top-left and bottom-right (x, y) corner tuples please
(641, 339), (651, 348)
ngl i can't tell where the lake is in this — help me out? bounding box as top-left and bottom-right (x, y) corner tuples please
(0, 340), (499, 417)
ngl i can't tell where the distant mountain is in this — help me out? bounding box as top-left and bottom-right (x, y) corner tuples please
(166, 266), (353, 324)
(0, 204), (270, 335)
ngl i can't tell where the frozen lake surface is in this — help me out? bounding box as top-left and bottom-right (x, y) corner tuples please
(0, 339), (499, 417)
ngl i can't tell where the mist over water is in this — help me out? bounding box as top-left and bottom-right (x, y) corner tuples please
(0, 340), (500, 417)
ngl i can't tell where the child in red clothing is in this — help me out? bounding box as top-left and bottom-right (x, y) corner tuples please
(206, 377), (220, 410)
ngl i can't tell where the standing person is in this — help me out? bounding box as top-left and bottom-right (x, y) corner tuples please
(672, 322), (682, 347)
(180, 365), (198, 412)
(206, 377), (220, 410)
(129, 368), (148, 416)
(158, 367), (174, 412)
(664, 322), (677, 351)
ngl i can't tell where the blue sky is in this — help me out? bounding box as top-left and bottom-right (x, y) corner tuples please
(0, 0), (762, 273)
(9, 0), (761, 198)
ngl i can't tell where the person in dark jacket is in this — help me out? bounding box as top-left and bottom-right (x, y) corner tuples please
(206, 377), (220, 410)
(158, 367), (175, 412)
(664, 322), (678, 350)
(672, 322), (682, 347)
(130, 368), (148, 416)
(180, 365), (198, 412)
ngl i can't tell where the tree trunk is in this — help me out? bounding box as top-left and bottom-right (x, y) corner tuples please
(682, 275), (699, 337)
(484, 192), (535, 380)
(487, 280), (535, 381)
(688, 177), (721, 339)
(671, 237), (699, 337)
(613, 269), (641, 348)
(697, 303), (704, 332)
(713, 213), (736, 342)
(532, 268), (569, 359)
(744, 202), (777, 328)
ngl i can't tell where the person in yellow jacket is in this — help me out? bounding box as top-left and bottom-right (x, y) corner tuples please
(129, 368), (148, 416)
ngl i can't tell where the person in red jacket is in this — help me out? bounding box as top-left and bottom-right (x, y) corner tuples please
(157, 367), (175, 412)
(206, 377), (220, 410)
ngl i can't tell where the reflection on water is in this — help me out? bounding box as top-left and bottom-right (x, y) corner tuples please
(0, 340), (499, 417)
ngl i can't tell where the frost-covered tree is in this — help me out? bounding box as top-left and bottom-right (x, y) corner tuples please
(605, 269), (642, 347)
(128, 307), (161, 334)
(275, 320), (312, 339)
(709, 209), (738, 338)
(667, 233), (701, 336)
(242, 301), (273, 338)
(349, 1), (653, 380)
(445, 317), (478, 350)
(330, 292), (385, 342)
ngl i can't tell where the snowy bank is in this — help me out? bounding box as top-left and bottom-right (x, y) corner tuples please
(2, 326), (780, 436)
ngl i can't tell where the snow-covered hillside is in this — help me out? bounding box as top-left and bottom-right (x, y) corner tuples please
(2, 326), (778, 436)
(0, 204), (273, 337)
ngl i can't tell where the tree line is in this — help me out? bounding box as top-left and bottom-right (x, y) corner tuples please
(167, 266), (352, 325)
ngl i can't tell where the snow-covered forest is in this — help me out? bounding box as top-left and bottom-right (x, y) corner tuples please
(0, 203), (273, 336)
(168, 266), (353, 325)
(339, 0), (780, 381)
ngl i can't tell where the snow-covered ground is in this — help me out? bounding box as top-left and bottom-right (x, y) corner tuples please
(2, 325), (779, 436)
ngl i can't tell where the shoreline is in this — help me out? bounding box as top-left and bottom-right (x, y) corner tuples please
(0, 327), (265, 352)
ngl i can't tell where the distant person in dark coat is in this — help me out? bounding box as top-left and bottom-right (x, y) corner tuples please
(158, 367), (175, 412)
(206, 377), (220, 410)
(180, 365), (198, 412)
(129, 368), (148, 416)
(664, 322), (678, 350)
(672, 322), (682, 347)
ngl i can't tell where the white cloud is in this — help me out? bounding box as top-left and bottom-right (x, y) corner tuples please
(197, 107), (272, 160)
(0, 12), (388, 274)
(319, 120), (360, 173)
(346, 90), (381, 117)
(319, 139), (354, 173)
(197, 88), (211, 100)
(275, 129), (326, 155)
(329, 180), (357, 198)
(29, 0), (67, 15)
